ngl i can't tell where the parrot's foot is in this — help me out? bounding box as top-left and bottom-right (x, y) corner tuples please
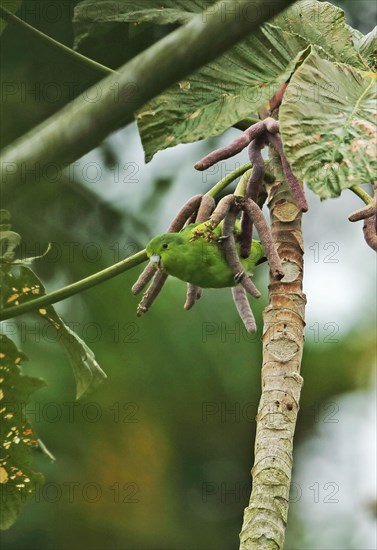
(217, 235), (229, 243)
(234, 271), (245, 284)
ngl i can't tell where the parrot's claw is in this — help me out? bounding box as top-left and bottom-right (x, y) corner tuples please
(234, 271), (245, 284)
(217, 235), (229, 243)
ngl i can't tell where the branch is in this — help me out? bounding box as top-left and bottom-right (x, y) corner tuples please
(0, 250), (148, 321)
(0, 0), (295, 186)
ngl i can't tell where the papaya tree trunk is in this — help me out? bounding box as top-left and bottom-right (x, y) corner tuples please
(239, 149), (306, 549)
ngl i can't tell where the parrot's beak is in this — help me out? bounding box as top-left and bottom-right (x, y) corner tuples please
(149, 254), (162, 268)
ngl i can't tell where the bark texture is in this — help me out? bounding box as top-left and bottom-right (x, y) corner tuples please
(239, 154), (306, 549)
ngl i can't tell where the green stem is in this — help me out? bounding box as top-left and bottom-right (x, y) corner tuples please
(0, 250), (148, 321)
(0, 5), (114, 76)
(350, 185), (374, 205)
(205, 163), (252, 198)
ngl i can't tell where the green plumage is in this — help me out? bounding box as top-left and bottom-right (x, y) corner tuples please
(146, 222), (266, 288)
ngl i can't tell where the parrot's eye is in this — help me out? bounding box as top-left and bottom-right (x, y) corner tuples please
(162, 243), (169, 249)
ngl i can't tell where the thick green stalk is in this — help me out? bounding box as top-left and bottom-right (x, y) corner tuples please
(240, 149), (306, 549)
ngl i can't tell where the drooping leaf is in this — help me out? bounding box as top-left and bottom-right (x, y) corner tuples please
(0, 0), (21, 35)
(0, 335), (45, 530)
(10, 244), (52, 266)
(279, 48), (377, 199)
(1, 265), (107, 399)
(0, 222), (49, 265)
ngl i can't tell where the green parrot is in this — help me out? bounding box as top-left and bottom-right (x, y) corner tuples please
(146, 222), (266, 288)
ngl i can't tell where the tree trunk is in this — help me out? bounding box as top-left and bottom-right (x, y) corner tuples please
(239, 150), (306, 549)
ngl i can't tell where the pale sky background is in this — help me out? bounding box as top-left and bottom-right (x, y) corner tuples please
(287, 379), (377, 549)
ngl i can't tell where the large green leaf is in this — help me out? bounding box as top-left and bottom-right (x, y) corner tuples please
(280, 48), (377, 199)
(0, 335), (45, 530)
(1, 213), (107, 399)
(73, 0), (210, 48)
(271, 0), (365, 69)
(133, 0), (366, 161)
(137, 28), (310, 161)
(1, 264), (107, 399)
(73, 1), (364, 162)
(73, 1), (363, 67)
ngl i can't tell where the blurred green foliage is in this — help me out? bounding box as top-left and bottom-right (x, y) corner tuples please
(1, 1), (376, 549)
